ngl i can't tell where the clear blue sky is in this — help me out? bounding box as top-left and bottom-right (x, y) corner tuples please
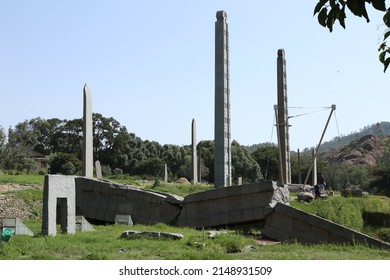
(1, 1), (389, 151)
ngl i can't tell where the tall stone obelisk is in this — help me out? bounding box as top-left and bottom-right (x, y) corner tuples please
(82, 84), (93, 178)
(276, 49), (291, 185)
(214, 11), (232, 188)
(192, 119), (198, 184)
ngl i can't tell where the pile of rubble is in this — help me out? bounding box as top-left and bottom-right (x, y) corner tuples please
(0, 194), (32, 220)
(0, 184), (42, 221)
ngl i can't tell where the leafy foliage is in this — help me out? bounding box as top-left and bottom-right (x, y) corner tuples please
(251, 144), (279, 181)
(0, 115), (264, 185)
(370, 166), (390, 195)
(48, 152), (81, 175)
(314, 0), (390, 71)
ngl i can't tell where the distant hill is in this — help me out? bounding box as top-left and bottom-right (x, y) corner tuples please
(245, 122), (390, 154)
(318, 122), (390, 153)
(322, 134), (390, 167)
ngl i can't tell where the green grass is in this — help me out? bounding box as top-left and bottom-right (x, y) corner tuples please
(1, 221), (389, 260)
(0, 173), (45, 185)
(291, 196), (390, 241)
(144, 182), (213, 197)
(1, 173), (390, 259)
(108, 175), (214, 197)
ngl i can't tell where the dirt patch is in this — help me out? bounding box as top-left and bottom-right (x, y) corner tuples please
(0, 184), (42, 193)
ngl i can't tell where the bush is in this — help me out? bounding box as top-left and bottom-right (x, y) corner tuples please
(49, 152), (81, 175)
(61, 162), (76, 175)
(101, 165), (112, 176)
(113, 168), (123, 176)
(376, 228), (390, 243)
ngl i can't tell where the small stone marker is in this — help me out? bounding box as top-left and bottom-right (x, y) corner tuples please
(115, 215), (133, 226)
(164, 163), (168, 183)
(95, 160), (102, 179)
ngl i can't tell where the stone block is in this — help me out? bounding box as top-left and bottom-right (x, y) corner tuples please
(42, 175), (76, 236)
(75, 178), (182, 226)
(262, 203), (390, 249)
(177, 181), (288, 228)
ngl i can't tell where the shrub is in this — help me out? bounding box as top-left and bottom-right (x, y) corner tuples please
(48, 153), (81, 175)
(376, 228), (390, 243)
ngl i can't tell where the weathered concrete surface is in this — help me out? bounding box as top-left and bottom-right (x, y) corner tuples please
(75, 177), (183, 225)
(177, 181), (289, 228)
(262, 203), (390, 250)
(42, 175), (76, 236)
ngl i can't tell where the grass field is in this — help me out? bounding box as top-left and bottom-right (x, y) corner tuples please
(2, 221), (390, 260)
(0, 173), (45, 185)
(1, 173), (390, 260)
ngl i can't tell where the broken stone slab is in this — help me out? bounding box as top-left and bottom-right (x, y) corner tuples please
(262, 203), (390, 250)
(75, 177), (183, 225)
(120, 230), (183, 240)
(177, 181), (289, 228)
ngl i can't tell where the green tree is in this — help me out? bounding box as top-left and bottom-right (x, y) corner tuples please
(314, 0), (390, 71)
(231, 140), (263, 184)
(370, 166), (390, 196)
(93, 113), (128, 161)
(2, 120), (38, 170)
(134, 157), (165, 179)
(0, 126), (6, 168)
(49, 152), (81, 175)
(197, 140), (214, 183)
(251, 145), (279, 181)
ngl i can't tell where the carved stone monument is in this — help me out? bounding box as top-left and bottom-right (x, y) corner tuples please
(192, 119), (198, 184)
(214, 10), (232, 188)
(276, 49), (291, 185)
(82, 84), (93, 178)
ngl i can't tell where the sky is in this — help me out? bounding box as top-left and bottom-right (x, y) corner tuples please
(0, 0), (389, 151)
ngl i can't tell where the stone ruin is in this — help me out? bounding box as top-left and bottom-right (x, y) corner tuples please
(40, 11), (390, 250)
(42, 175), (390, 249)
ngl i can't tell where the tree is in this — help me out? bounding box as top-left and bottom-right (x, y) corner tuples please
(251, 145), (279, 181)
(134, 157), (165, 179)
(49, 152), (81, 175)
(231, 141), (263, 184)
(370, 165), (390, 196)
(314, 0), (390, 71)
(0, 126), (6, 151)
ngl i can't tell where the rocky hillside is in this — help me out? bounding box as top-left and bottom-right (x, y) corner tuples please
(322, 134), (390, 167)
